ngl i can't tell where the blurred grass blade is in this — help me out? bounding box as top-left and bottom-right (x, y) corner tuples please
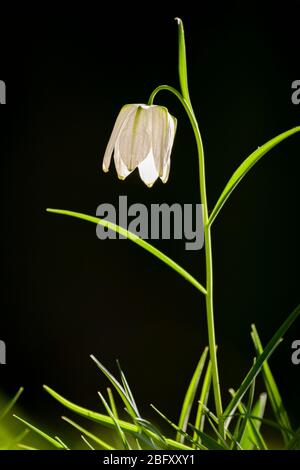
(177, 347), (208, 442)
(62, 416), (115, 450)
(193, 361), (212, 446)
(1, 429), (30, 450)
(90, 355), (138, 420)
(0, 387), (24, 421)
(286, 427), (300, 450)
(18, 444), (38, 450)
(224, 303), (300, 421)
(251, 324), (292, 444)
(55, 436), (69, 450)
(98, 391), (131, 449)
(209, 126), (300, 225)
(46, 209), (207, 296)
(13, 415), (64, 449)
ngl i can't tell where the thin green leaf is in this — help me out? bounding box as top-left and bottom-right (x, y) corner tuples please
(189, 423), (227, 450)
(18, 444), (38, 450)
(175, 18), (190, 102)
(177, 347), (208, 443)
(62, 416), (115, 450)
(81, 435), (95, 450)
(134, 418), (166, 447)
(116, 360), (140, 417)
(240, 394), (268, 450)
(224, 303), (300, 420)
(231, 375), (256, 449)
(196, 401), (240, 448)
(46, 209), (207, 296)
(228, 361), (256, 438)
(0, 387), (24, 421)
(13, 415), (64, 449)
(286, 426), (300, 450)
(136, 439), (143, 450)
(1, 429), (30, 450)
(98, 391), (131, 450)
(107, 388), (118, 420)
(151, 404), (207, 450)
(90, 355), (138, 420)
(43, 384), (192, 450)
(251, 324), (292, 445)
(55, 436), (69, 450)
(193, 360), (212, 445)
(209, 126), (300, 226)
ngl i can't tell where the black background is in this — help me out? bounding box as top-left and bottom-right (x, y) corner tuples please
(0, 2), (299, 444)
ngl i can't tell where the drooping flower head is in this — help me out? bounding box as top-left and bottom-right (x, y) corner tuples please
(102, 104), (177, 187)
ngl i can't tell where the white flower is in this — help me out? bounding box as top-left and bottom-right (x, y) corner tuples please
(102, 104), (177, 187)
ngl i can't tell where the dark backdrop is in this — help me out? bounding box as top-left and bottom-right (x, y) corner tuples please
(0, 2), (299, 440)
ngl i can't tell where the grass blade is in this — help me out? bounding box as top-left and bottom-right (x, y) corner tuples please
(46, 209), (207, 296)
(116, 360), (140, 417)
(251, 324), (292, 444)
(231, 371), (256, 449)
(188, 424), (227, 450)
(239, 393), (268, 450)
(81, 435), (95, 450)
(98, 391), (131, 449)
(90, 355), (138, 420)
(43, 384), (194, 450)
(62, 416), (115, 450)
(286, 427), (300, 450)
(107, 388), (118, 420)
(0, 387), (24, 421)
(193, 360), (212, 445)
(224, 303), (300, 421)
(55, 436), (69, 449)
(151, 404), (207, 450)
(13, 415), (64, 449)
(209, 126), (300, 225)
(177, 347), (208, 442)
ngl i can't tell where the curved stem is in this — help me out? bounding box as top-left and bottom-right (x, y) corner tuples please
(149, 84), (224, 433)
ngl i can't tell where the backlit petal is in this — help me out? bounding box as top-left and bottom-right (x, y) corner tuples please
(113, 138), (132, 180)
(102, 104), (137, 172)
(138, 151), (159, 187)
(118, 106), (151, 171)
(151, 106), (169, 177)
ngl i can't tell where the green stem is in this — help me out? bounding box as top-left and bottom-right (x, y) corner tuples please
(149, 84), (223, 434)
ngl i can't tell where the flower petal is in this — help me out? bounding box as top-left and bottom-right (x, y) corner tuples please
(102, 104), (137, 172)
(118, 106), (151, 171)
(113, 138), (132, 180)
(138, 151), (159, 187)
(151, 106), (169, 177)
(160, 159), (171, 184)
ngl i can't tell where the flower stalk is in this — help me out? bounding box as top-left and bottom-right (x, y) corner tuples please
(149, 19), (224, 434)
